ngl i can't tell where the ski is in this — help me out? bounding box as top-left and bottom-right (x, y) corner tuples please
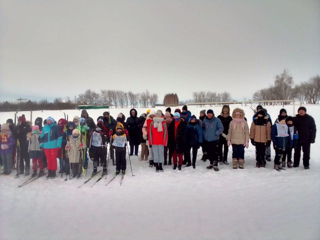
(77, 170), (102, 188)
(91, 170), (110, 187)
(120, 174), (125, 186)
(105, 174), (119, 186)
(18, 174), (46, 188)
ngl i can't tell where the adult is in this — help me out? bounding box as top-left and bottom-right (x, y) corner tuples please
(293, 107), (316, 169)
(40, 117), (62, 179)
(164, 112), (175, 165)
(34, 117), (43, 131)
(6, 119), (18, 169)
(199, 110), (206, 122)
(199, 110), (207, 160)
(138, 113), (148, 160)
(126, 108), (140, 156)
(217, 105), (233, 165)
(202, 109), (224, 171)
(17, 115), (31, 175)
(274, 109), (287, 124)
(142, 109), (156, 167)
(181, 105), (192, 122)
(81, 110), (95, 130)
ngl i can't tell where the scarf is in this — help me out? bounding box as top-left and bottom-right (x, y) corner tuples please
(153, 117), (163, 132)
(233, 118), (245, 130)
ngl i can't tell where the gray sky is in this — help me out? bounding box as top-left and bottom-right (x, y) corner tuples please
(1, 0), (319, 102)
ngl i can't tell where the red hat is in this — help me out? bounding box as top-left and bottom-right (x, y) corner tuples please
(18, 116), (26, 123)
(58, 118), (68, 127)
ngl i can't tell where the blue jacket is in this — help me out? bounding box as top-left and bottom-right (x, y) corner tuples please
(181, 111), (191, 123)
(202, 116), (224, 142)
(185, 123), (203, 146)
(271, 124), (291, 149)
(40, 123), (62, 149)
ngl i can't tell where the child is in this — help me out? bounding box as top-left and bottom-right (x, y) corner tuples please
(164, 112), (175, 165)
(78, 117), (90, 170)
(58, 118), (68, 175)
(0, 124), (16, 175)
(64, 121), (76, 177)
(138, 113), (148, 161)
(173, 112), (187, 170)
(185, 115), (203, 169)
(111, 123), (128, 175)
(218, 105), (233, 165)
(250, 110), (271, 168)
(285, 116), (298, 168)
(142, 109), (156, 167)
(65, 129), (86, 178)
(227, 109), (249, 169)
(89, 122), (108, 176)
(271, 116), (291, 170)
(28, 125), (45, 177)
(149, 110), (168, 172)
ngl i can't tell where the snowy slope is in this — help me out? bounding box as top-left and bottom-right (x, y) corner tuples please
(0, 104), (319, 240)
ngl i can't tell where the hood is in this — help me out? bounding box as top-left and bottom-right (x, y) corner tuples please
(81, 109), (89, 118)
(130, 108), (138, 118)
(232, 108), (245, 119)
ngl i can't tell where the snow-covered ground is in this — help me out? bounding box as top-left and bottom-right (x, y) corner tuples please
(0, 104), (319, 240)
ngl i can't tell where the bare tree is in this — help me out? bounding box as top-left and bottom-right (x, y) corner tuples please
(78, 89), (99, 105)
(149, 93), (158, 107)
(221, 92), (232, 102)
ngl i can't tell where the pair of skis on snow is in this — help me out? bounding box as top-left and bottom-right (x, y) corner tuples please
(18, 172), (47, 188)
(77, 170), (125, 188)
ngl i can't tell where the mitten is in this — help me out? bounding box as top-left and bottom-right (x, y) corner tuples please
(66, 146), (70, 150)
(80, 143), (83, 147)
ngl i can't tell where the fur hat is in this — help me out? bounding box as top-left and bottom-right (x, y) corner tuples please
(207, 109), (214, 114)
(72, 129), (79, 135)
(298, 106), (307, 113)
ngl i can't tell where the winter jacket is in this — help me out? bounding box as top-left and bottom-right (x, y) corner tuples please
(81, 110), (95, 130)
(250, 117), (271, 143)
(181, 110), (192, 123)
(0, 134), (15, 154)
(218, 115), (233, 135)
(142, 118), (153, 141)
(227, 109), (249, 145)
(126, 109), (140, 146)
(103, 115), (117, 130)
(28, 133), (43, 159)
(18, 122), (31, 147)
(66, 136), (87, 163)
(149, 118), (168, 146)
(166, 121), (176, 150)
(202, 116), (224, 142)
(138, 116), (146, 143)
(293, 114), (316, 144)
(185, 122), (203, 146)
(271, 124), (291, 150)
(175, 119), (187, 153)
(40, 123), (62, 149)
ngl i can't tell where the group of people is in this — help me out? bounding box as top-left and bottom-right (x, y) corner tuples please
(0, 104), (317, 179)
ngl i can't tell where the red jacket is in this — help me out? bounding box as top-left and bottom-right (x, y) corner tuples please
(149, 119), (168, 146)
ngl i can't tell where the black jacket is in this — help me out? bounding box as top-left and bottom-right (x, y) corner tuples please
(294, 114), (316, 144)
(18, 122), (31, 146)
(218, 115), (232, 134)
(175, 120), (187, 154)
(138, 116), (146, 144)
(126, 109), (140, 145)
(167, 121), (175, 151)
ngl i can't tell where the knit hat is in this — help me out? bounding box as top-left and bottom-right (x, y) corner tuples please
(103, 111), (109, 116)
(207, 109), (214, 114)
(116, 123), (124, 130)
(79, 117), (86, 124)
(256, 105), (263, 111)
(73, 116), (80, 122)
(18, 116), (26, 123)
(286, 116), (294, 124)
(1, 123), (10, 132)
(58, 118), (67, 127)
(146, 109), (151, 114)
(140, 113), (147, 118)
(72, 129), (79, 135)
(67, 121), (76, 129)
(182, 105), (188, 111)
(166, 107), (171, 113)
(278, 115), (287, 122)
(97, 116), (104, 122)
(279, 108), (287, 115)
(200, 109), (206, 115)
(175, 108), (181, 113)
(148, 109), (156, 116)
(298, 106), (307, 113)
(190, 115), (196, 121)
(174, 112), (180, 118)
(6, 119), (13, 125)
(155, 110), (162, 118)
(47, 116), (55, 123)
(32, 125), (39, 131)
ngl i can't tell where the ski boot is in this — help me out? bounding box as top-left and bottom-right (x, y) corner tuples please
(159, 163), (164, 172)
(304, 166), (310, 170)
(178, 165), (182, 171)
(155, 163), (159, 172)
(46, 170), (52, 179)
(92, 168), (98, 176)
(38, 170), (45, 177)
(122, 170), (126, 175)
(25, 169), (30, 176)
(173, 164), (177, 170)
(116, 170), (120, 175)
(149, 160), (154, 168)
(186, 162), (192, 167)
(206, 165), (214, 169)
(50, 171), (56, 179)
(102, 167), (107, 174)
(31, 171), (37, 178)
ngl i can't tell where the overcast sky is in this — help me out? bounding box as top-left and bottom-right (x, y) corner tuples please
(0, 0), (319, 103)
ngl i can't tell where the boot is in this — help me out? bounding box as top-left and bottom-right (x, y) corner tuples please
(46, 170), (51, 179)
(159, 163), (164, 172)
(223, 160), (229, 165)
(182, 160), (187, 165)
(304, 166), (310, 170)
(155, 163), (159, 172)
(261, 161), (266, 168)
(173, 164), (177, 170)
(149, 160), (154, 168)
(178, 165), (182, 170)
(192, 160), (196, 169)
(266, 156), (271, 162)
(232, 160), (238, 169)
(207, 165), (213, 169)
(275, 165), (281, 171)
(116, 170), (120, 175)
(92, 168), (97, 176)
(256, 162), (260, 168)
(164, 160), (168, 166)
(282, 161), (286, 169)
(186, 162), (192, 167)
(239, 159), (244, 169)
(213, 165), (219, 172)
(102, 167), (107, 174)
(168, 159), (172, 165)
(25, 169), (30, 176)
(122, 170), (126, 175)
(201, 154), (208, 162)
(38, 170), (45, 177)
(50, 170), (56, 179)
(31, 171), (37, 178)
(287, 162), (293, 168)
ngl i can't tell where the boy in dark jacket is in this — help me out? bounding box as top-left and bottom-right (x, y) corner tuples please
(17, 115), (31, 175)
(271, 116), (291, 170)
(285, 116), (298, 168)
(217, 105), (232, 165)
(112, 123), (129, 175)
(181, 105), (192, 123)
(185, 115), (203, 168)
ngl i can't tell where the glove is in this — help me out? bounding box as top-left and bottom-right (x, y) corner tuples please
(251, 139), (255, 146)
(66, 146), (70, 150)
(266, 141), (271, 147)
(227, 140), (231, 147)
(80, 143), (83, 147)
(244, 141), (249, 149)
(143, 134), (147, 140)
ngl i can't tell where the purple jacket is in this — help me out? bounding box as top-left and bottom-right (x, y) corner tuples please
(0, 135), (16, 154)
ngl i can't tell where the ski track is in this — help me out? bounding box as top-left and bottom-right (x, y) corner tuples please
(0, 105), (319, 240)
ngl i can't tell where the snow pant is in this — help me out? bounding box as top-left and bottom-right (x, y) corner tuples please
(204, 140), (219, 166)
(294, 142), (311, 167)
(219, 137), (229, 162)
(255, 143), (266, 165)
(19, 145), (30, 173)
(70, 163), (80, 177)
(116, 150), (126, 171)
(140, 143), (149, 160)
(265, 146), (271, 160)
(44, 148), (59, 171)
(164, 146), (173, 163)
(148, 144), (154, 161)
(274, 148), (286, 165)
(90, 146), (107, 167)
(32, 158), (44, 171)
(185, 145), (198, 166)
(1, 153), (12, 174)
(232, 144), (245, 159)
(173, 150), (183, 165)
(286, 146), (293, 163)
(130, 144), (139, 155)
(152, 145), (164, 164)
